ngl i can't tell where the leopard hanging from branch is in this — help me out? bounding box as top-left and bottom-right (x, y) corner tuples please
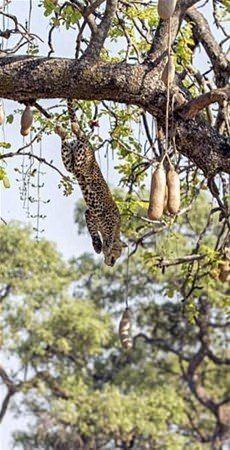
(55, 102), (123, 267)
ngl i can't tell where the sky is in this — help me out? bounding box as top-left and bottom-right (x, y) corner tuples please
(0, 0), (228, 448)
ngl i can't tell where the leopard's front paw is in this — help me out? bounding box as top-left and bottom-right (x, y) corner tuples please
(92, 236), (102, 254)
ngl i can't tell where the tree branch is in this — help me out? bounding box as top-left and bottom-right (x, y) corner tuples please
(177, 86), (230, 119)
(1, 150), (72, 180)
(0, 365), (18, 422)
(0, 56), (229, 177)
(148, 0), (202, 60)
(133, 332), (190, 360)
(156, 254), (205, 268)
(186, 7), (229, 87)
(0, 391), (14, 422)
(82, 0), (118, 60)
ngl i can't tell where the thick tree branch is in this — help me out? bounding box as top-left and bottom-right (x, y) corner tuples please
(0, 56), (229, 177)
(174, 114), (230, 177)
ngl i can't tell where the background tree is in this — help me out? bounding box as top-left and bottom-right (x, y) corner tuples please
(0, 199), (229, 449)
(0, 0), (229, 255)
(0, 0), (229, 269)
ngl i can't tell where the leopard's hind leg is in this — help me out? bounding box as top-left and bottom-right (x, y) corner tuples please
(85, 209), (102, 254)
(55, 125), (75, 174)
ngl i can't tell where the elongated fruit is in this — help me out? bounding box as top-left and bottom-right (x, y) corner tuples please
(21, 105), (33, 136)
(158, 0), (177, 20)
(164, 185), (168, 213)
(219, 260), (230, 282)
(0, 104), (5, 125)
(148, 164), (166, 220)
(20, 127), (31, 136)
(167, 167), (180, 214)
(162, 55), (175, 86)
(119, 308), (132, 351)
(3, 176), (10, 188)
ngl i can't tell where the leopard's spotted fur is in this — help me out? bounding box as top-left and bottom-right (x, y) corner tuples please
(56, 124), (122, 266)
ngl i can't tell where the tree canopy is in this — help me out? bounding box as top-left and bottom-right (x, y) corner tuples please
(0, 199), (229, 448)
(0, 0), (229, 250)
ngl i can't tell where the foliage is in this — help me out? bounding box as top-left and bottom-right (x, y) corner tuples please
(0, 209), (229, 449)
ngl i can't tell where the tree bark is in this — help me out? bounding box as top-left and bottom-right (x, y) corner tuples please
(0, 55), (229, 177)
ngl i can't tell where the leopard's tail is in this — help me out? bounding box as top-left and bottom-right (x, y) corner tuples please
(67, 99), (85, 140)
(55, 124), (68, 141)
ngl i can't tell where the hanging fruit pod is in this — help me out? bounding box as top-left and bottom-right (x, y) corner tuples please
(161, 54), (175, 86)
(164, 184), (168, 213)
(20, 127), (31, 137)
(0, 104), (5, 125)
(218, 259), (230, 283)
(148, 163), (166, 220)
(219, 244), (230, 283)
(166, 166), (180, 214)
(119, 308), (132, 351)
(158, 0), (177, 20)
(2, 176), (10, 188)
(21, 105), (33, 136)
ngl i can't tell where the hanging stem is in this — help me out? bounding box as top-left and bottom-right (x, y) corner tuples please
(125, 245), (130, 308)
(35, 141), (42, 240)
(161, 18), (173, 166)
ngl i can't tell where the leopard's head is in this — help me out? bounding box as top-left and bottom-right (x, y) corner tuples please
(104, 240), (123, 267)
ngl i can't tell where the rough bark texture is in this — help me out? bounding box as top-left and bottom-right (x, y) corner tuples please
(0, 55), (229, 177)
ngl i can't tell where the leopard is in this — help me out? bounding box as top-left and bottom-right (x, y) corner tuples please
(55, 122), (123, 267)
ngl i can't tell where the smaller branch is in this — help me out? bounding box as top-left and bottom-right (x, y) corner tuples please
(177, 87), (230, 119)
(47, 23), (56, 57)
(2, 151), (71, 181)
(141, 112), (159, 157)
(0, 391), (15, 422)
(133, 332), (190, 360)
(33, 102), (52, 119)
(184, 349), (218, 414)
(179, 0), (203, 10)
(185, 409), (208, 443)
(75, 19), (87, 59)
(206, 349), (230, 366)
(0, 217), (7, 225)
(82, 0), (105, 18)
(157, 254), (204, 268)
(0, 11), (43, 44)
(0, 365), (15, 389)
(0, 285), (11, 302)
(208, 177), (228, 219)
(129, 205), (193, 256)
(147, 0), (199, 60)
(185, 7), (229, 87)
(82, 0), (118, 60)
